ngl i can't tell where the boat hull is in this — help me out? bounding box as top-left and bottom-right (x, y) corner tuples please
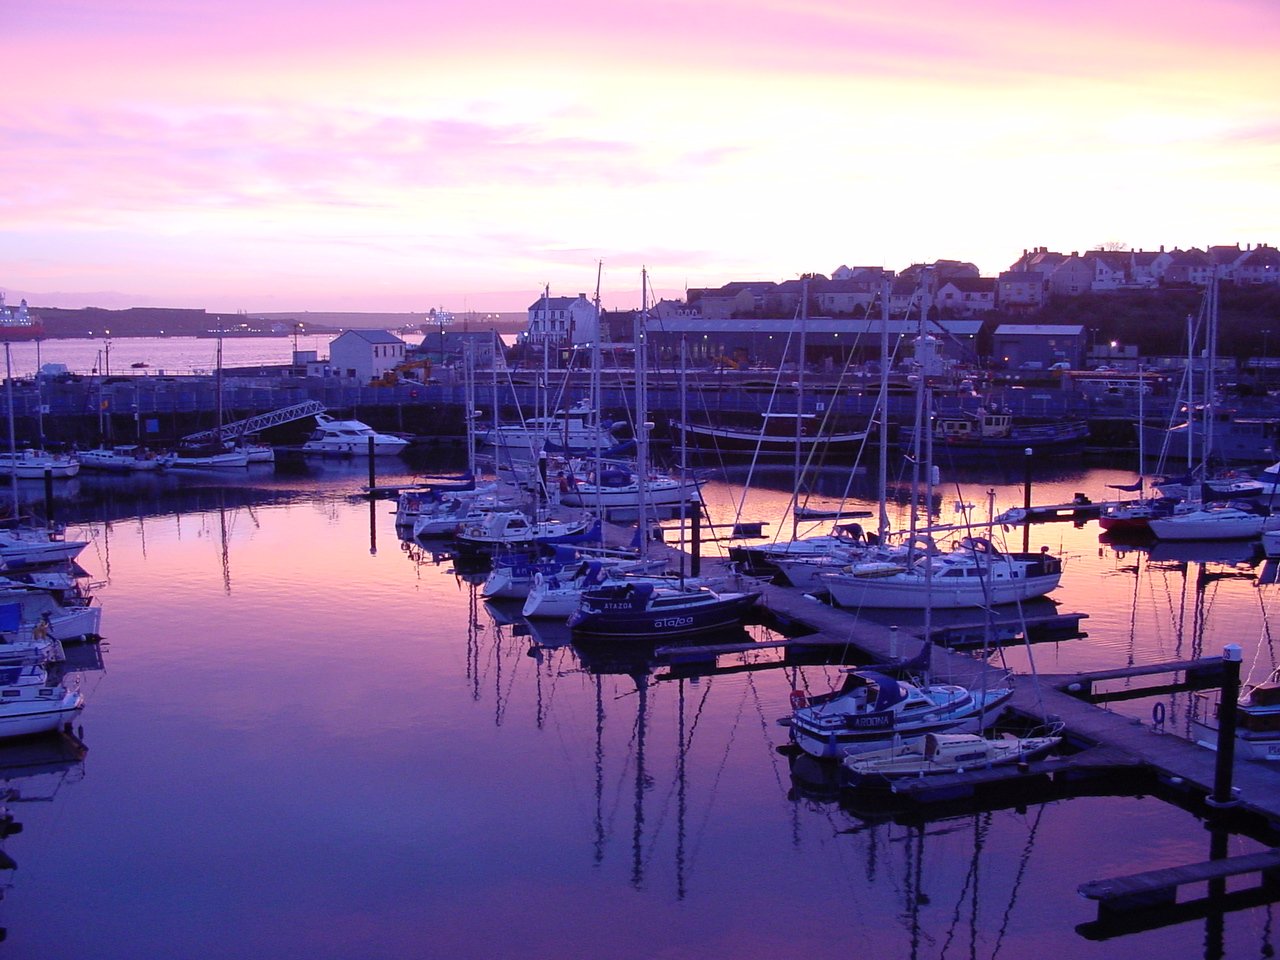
(567, 591), (760, 639)
(789, 687), (1014, 760)
(823, 568), (1061, 610)
(0, 691), (83, 739)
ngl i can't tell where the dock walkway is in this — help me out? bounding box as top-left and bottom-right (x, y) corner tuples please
(644, 541), (1280, 828)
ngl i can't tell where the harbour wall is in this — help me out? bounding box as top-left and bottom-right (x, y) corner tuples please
(0, 370), (1250, 451)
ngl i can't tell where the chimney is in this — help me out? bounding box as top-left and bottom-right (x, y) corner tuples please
(1160, 244), (1165, 253)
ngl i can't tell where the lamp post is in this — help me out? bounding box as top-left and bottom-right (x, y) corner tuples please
(1263, 328), (1271, 370)
(104, 329), (111, 377)
(437, 311), (452, 365)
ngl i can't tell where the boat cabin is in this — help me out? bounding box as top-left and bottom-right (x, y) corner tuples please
(933, 408), (1013, 441)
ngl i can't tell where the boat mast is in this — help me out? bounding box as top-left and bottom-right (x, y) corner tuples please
(3, 342), (17, 515)
(464, 339), (477, 478)
(877, 278), (891, 543)
(1203, 268), (1219, 478)
(1186, 308), (1195, 476)
(635, 268), (650, 559)
(591, 262), (605, 547)
(215, 335), (224, 446)
(791, 279), (808, 542)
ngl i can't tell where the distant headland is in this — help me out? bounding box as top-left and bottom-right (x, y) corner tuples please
(12, 305), (529, 339)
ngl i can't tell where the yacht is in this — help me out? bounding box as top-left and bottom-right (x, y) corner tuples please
(0, 669), (83, 739)
(480, 399), (620, 456)
(0, 450), (80, 479)
(820, 537), (1063, 610)
(303, 414), (409, 456)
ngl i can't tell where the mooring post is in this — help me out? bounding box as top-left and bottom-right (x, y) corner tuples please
(1210, 643), (1243, 808)
(1022, 447), (1032, 553)
(367, 436), (376, 489)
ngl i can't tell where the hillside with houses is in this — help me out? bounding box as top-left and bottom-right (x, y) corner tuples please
(513, 243), (1280, 375)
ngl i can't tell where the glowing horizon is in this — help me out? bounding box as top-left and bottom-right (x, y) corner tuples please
(4, 0), (1278, 313)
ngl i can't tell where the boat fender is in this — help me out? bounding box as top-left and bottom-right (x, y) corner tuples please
(789, 689), (807, 710)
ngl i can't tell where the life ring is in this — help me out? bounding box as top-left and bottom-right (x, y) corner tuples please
(533, 572), (544, 588)
(789, 689), (807, 710)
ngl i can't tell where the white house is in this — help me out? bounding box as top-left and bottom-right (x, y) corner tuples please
(523, 292), (599, 348)
(328, 329), (407, 381)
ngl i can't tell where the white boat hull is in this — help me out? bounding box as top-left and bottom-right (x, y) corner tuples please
(1148, 512), (1266, 541)
(0, 690), (83, 738)
(823, 570), (1060, 609)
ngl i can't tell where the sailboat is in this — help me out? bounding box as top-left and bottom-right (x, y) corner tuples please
(160, 338), (250, 468)
(566, 268), (759, 640)
(786, 666), (1015, 760)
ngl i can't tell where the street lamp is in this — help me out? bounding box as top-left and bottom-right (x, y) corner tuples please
(1263, 328), (1271, 369)
(104, 329), (111, 377)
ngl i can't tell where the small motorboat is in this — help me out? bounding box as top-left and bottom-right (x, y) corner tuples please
(841, 729), (1062, 788)
(0, 666), (83, 739)
(1193, 667), (1280, 761)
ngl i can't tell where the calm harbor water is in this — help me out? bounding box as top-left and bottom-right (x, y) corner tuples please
(3, 454), (1277, 959)
(1, 335), (340, 378)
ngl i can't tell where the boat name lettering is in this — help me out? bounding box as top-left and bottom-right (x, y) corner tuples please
(849, 714), (894, 730)
(655, 617), (695, 629)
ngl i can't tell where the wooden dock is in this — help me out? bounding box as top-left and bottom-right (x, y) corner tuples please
(658, 545), (1280, 830)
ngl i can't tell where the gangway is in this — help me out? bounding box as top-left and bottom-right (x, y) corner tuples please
(182, 401), (327, 444)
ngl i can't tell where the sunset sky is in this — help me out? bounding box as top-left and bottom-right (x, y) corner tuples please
(4, 0), (1279, 313)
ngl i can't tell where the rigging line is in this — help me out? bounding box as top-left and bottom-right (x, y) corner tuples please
(991, 803), (1049, 960)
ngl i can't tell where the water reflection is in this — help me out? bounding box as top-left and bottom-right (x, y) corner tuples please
(0, 733), (88, 941)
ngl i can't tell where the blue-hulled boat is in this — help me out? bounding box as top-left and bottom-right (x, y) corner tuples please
(566, 580), (760, 639)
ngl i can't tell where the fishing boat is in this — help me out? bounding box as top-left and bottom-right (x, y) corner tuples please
(566, 580), (760, 639)
(918, 405), (1089, 459)
(840, 729), (1062, 788)
(786, 668), (1014, 760)
(0, 667), (83, 739)
(76, 444), (163, 473)
(303, 413), (409, 456)
(0, 450), (80, 479)
(1192, 667), (1280, 761)
(821, 537), (1063, 610)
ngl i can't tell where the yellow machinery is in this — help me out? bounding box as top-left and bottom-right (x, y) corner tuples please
(371, 358), (432, 386)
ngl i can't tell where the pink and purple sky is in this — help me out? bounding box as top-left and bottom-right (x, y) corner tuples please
(4, 0), (1278, 313)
